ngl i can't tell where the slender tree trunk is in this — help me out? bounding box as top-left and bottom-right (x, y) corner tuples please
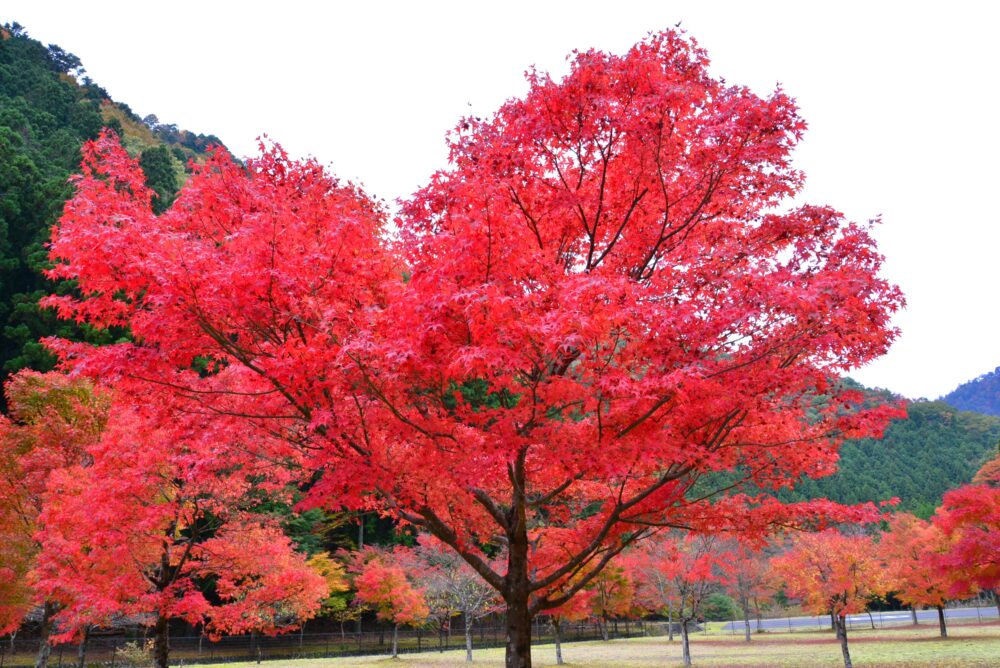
(866, 610), (876, 630)
(464, 612), (473, 663)
(76, 626), (89, 668)
(911, 606), (918, 625)
(992, 589), (999, 620)
(835, 615), (852, 668)
(832, 612), (840, 637)
(553, 619), (564, 666)
(936, 605), (947, 638)
(680, 619), (692, 668)
(35, 602), (56, 668)
(391, 623), (399, 659)
(153, 613), (170, 668)
(741, 594), (751, 642)
(667, 605), (674, 641)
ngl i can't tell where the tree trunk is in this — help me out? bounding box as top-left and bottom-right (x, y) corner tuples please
(911, 606), (918, 625)
(667, 605), (674, 641)
(867, 610), (876, 630)
(741, 594), (751, 642)
(599, 616), (609, 642)
(832, 612), (840, 637)
(835, 615), (852, 668)
(392, 623), (399, 659)
(76, 627), (89, 668)
(464, 612), (473, 663)
(553, 619), (563, 666)
(936, 605), (947, 638)
(504, 477), (532, 668)
(153, 613), (170, 668)
(992, 589), (1000, 620)
(680, 619), (692, 667)
(504, 594), (532, 668)
(34, 602), (56, 668)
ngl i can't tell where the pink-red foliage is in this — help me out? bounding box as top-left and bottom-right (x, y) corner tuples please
(933, 454), (1000, 594)
(43, 29), (903, 666)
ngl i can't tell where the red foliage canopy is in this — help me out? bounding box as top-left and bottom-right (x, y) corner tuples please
(933, 454), (1000, 594)
(44, 30), (902, 668)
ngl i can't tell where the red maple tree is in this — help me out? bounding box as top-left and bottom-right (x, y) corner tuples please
(932, 453), (1000, 613)
(631, 533), (727, 667)
(33, 394), (327, 668)
(351, 551), (430, 658)
(44, 29), (902, 668)
(0, 372), (107, 668)
(880, 512), (960, 637)
(772, 531), (887, 668)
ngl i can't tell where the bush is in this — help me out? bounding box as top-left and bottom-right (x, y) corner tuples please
(702, 593), (740, 621)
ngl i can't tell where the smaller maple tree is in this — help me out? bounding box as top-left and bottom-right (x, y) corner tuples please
(932, 453), (1000, 610)
(33, 392), (326, 668)
(880, 513), (959, 637)
(352, 550), (430, 658)
(0, 371), (107, 668)
(772, 531), (886, 668)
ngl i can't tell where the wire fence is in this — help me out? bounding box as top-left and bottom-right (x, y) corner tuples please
(716, 604), (1000, 635)
(0, 619), (672, 667)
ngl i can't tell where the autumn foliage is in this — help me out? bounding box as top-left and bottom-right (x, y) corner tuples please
(933, 454), (1000, 596)
(40, 29), (904, 668)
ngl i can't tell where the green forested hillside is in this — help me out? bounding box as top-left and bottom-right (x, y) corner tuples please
(943, 366), (1000, 417)
(0, 22), (222, 378)
(778, 400), (1000, 517)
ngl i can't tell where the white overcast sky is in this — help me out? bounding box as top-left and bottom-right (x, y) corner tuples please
(5, 1), (1000, 400)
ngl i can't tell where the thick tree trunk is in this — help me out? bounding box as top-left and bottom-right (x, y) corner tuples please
(680, 619), (692, 667)
(992, 589), (1000, 620)
(911, 606), (918, 625)
(504, 595), (532, 668)
(835, 615), (852, 668)
(392, 623), (399, 659)
(153, 613), (170, 668)
(936, 605), (947, 638)
(504, 470), (533, 668)
(464, 612), (473, 663)
(76, 626), (89, 668)
(599, 617), (609, 642)
(832, 613), (840, 637)
(553, 619), (563, 666)
(34, 602), (56, 668)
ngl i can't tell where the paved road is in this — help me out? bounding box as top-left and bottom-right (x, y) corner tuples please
(720, 606), (998, 631)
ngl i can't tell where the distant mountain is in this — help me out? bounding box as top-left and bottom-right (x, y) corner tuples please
(0, 21), (224, 379)
(942, 366), (1000, 417)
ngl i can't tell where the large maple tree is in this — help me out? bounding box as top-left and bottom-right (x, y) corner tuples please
(45, 30), (901, 668)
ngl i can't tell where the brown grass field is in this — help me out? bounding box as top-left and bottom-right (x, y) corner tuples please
(195, 621), (1000, 667)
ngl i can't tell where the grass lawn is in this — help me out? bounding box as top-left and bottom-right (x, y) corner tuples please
(190, 622), (1000, 667)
